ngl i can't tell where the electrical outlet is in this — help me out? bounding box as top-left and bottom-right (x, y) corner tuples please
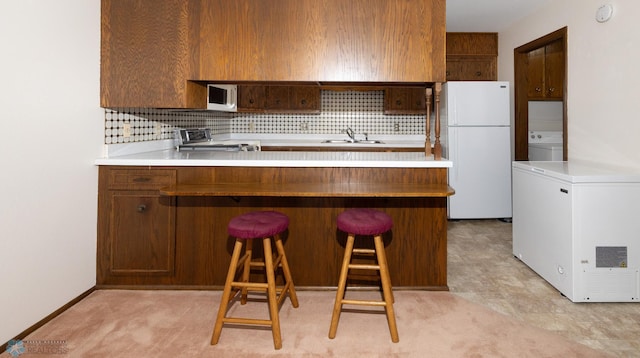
(123, 123), (132, 138)
(154, 123), (162, 136)
(249, 121), (256, 132)
(300, 122), (309, 131)
(394, 123), (400, 132)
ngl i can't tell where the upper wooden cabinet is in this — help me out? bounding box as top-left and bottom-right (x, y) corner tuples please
(527, 39), (564, 100)
(195, 0), (445, 82)
(384, 87), (427, 114)
(100, 0), (205, 108)
(445, 32), (497, 81)
(101, 0), (445, 108)
(238, 85), (321, 113)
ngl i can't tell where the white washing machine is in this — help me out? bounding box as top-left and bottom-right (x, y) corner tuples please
(528, 131), (563, 161)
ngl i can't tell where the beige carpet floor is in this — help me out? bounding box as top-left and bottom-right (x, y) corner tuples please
(2, 289), (610, 357)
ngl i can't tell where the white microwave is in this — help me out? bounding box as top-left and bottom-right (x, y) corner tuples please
(207, 84), (237, 112)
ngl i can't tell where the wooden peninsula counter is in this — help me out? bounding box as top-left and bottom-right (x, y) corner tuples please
(96, 151), (453, 290)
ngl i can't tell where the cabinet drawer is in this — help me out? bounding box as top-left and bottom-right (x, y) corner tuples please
(108, 169), (176, 190)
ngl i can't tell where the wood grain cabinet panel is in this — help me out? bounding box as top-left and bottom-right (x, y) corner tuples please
(100, 0), (205, 108)
(238, 85), (321, 113)
(98, 168), (177, 285)
(237, 85), (266, 111)
(527, 39), (564, 100)
(196, 0), (446, 82)
(445, 32), (497, 81)
(97, 166), (449, 289)
(109, 192), (175, 275)
(101, 0), (446, 108)
(445, 58), (497, 81)
(446, 32), (498, 56)
(384, 87), (427, 114)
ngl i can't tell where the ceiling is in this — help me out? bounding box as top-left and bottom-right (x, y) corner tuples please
(446, 0), (552, 32)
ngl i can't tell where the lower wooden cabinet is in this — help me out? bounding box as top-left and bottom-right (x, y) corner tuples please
(97, 166), (449, 289)
(108, 192), (175, 275)
(98, 168), (177, 285)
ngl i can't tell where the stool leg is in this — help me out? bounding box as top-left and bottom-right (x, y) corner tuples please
(211, 239), (244, 345)
(240, 239), (253, 305)
(263, 237), (282, 350)
(274, 236), (299, 308)
(374, 235), (399, 343)
(329, 233), (355, 339)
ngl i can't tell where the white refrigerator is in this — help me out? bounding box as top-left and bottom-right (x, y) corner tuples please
(440, 81), (512, 219)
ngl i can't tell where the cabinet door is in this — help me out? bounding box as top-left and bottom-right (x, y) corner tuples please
(446, 32), (498, 56)
(109, 192), (176, 275)
(545, 39), (564, 99)
(526, 47), (545, 98)
(197, 0), (445, 82)
(290, 86), (321, 112)
(101, 0), (203, 108)
(238, 85), (266, 112)
(526, 40), (564, 100)
(446, 57), (496, 81)
(384, 87), (427, 114)
(98, 168), (177, 285)
(265, 86), (290, 109)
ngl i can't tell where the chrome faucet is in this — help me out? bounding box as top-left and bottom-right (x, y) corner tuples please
(345, 127), (356, 142)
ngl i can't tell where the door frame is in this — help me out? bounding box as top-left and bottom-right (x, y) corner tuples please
(513, 27), (567, 161)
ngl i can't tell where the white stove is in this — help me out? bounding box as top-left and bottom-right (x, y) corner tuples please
(528, 131), (563, 161)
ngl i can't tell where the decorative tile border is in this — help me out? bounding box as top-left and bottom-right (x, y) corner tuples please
(104, 91), (425, 143)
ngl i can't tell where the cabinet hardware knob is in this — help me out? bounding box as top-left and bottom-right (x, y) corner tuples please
(548, 87), (555, 92)
(475, 71), (482, 76)
(249, 99), (254, 104)
(137, 204), (147, 212)
(535, 87), (542, 92)
(301, 99), (307, 105)
(396, 100), (402, 105)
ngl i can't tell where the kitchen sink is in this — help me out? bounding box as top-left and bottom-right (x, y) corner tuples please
(321, 140), (384, 144)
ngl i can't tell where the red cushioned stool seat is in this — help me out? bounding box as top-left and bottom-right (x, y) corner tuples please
(336, 208), (393, 236)
(211, 211), (298, 350)
(228, 210), (289, 239)
(329, 208), (399, 343)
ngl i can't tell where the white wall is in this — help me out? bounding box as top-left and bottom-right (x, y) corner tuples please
(0, 0), (102, 344)
(498, 0), (640, 171)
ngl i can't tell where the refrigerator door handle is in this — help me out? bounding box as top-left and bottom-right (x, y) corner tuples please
(450, 95), (458, 126)
(451, 128), (459, 180)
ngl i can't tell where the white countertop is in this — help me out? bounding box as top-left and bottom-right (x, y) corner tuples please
(96, 138), (451, 168)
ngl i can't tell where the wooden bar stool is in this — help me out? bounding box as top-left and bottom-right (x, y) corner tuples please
(329, 208), (399, 343)
(211, 210), (299, 350)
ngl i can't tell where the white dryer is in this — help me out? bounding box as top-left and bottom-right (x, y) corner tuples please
(528, 131), (563, 161)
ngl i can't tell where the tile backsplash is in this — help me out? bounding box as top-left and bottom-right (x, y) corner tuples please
(104, 90), (425, 144)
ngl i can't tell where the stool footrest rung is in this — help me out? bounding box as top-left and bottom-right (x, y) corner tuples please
(341, 299), (387, 307)
(352, 248), (376, 255)
(249, 255), (284, 270)
(231, 282), (268, 289)
(348, 263), (380, 270)
(222, 317), (272, 326)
